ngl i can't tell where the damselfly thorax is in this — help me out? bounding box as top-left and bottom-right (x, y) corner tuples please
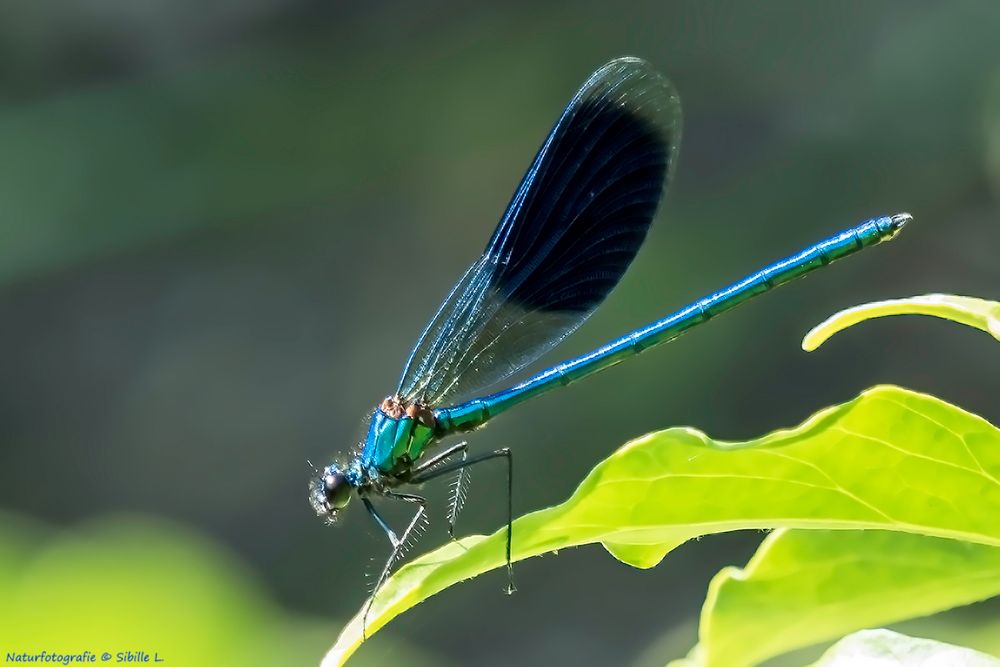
(359, 396), (439, 476)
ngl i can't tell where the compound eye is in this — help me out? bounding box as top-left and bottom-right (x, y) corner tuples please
(324, 472), (352, 510)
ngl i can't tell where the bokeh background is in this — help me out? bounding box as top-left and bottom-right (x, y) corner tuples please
(1, 1), (998, 665)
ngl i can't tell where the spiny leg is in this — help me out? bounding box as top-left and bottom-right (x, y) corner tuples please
(446, 449), (470, 539)
(361, 492), (428, 640)
(360, 442), (468, 600)
(408, 441), (471, 539)
(410, 447), (515, 594)
(361, 497), (397, 639)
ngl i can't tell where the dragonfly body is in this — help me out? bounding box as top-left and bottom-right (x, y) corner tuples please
(308, 57), (910, 632)
(345, 211), (909, 483)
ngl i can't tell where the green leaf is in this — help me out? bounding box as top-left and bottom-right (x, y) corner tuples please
(802, 294), (1000, 351)
(695, 529), (1000, 667)
(808, 629), (1000, 666)
(325, 385), (1000, 666)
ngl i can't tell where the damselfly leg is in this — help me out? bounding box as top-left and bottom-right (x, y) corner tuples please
(361, 491), (427, 639)
(410, 447), (514, 594)
(407, 441), (470, 539)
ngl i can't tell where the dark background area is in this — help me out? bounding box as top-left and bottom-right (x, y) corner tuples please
(0, 2), (997, 665)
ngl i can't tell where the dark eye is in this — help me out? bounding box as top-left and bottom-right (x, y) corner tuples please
(324, 472), (352, 510)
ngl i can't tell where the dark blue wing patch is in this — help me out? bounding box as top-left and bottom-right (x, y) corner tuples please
(397, 57), (681, 405)
(490, 94), (673, 313)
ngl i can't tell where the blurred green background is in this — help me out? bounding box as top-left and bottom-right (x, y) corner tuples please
(0, 1), (997, 665)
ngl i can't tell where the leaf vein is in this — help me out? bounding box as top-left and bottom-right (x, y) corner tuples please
(875, 394), (1000, 487)
(831, 425), (994, 484)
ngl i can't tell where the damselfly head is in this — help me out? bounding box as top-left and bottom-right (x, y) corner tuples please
(309, 463), (355, 523)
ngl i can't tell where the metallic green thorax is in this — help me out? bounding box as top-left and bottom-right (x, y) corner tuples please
(359, 398), (437, 474)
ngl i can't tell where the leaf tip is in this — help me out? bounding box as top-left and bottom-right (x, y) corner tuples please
(801, 321), (833, 352)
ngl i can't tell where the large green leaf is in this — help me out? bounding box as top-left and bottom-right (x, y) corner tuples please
(802, 294), (1000, 351)
(690, 529), (1000, 667)
(808, 629), (1000, 666)
(325, 385), (1000, 666)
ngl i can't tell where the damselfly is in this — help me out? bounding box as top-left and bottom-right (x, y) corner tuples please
(309, 57), (910, 625)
